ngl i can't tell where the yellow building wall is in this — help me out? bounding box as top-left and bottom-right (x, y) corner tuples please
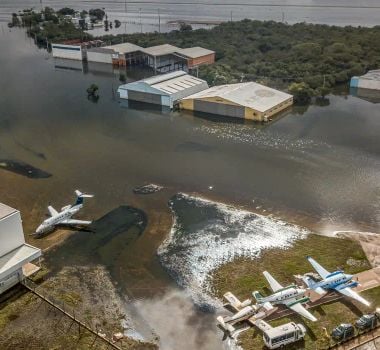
(181, 96), (293, 121)
(180, 99), (194, 111)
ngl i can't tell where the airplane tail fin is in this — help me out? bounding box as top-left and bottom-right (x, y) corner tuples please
(74, 190), (94, 205)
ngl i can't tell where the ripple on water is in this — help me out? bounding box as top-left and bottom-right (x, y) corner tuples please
(158, 193), (309, 309)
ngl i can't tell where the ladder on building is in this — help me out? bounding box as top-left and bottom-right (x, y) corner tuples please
(21, 278), (122, 350)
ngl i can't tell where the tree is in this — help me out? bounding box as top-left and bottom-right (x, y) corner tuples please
(179, 23), (193, 32)
(80, 10), (88, 19)
(288, 82), (314, 103)
(57, 7), (75, 16)
(89, 9), (105, 21)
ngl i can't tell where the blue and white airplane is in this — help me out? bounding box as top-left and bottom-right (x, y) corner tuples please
(303, 256), (370, 307)
(34, 190), (94, 235)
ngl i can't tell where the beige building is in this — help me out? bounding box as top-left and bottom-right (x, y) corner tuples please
(180, 82), (293, 121)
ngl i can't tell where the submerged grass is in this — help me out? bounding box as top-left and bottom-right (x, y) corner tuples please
(211, 234), (380, 350)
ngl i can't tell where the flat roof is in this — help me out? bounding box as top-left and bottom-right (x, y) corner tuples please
(142, 71), (187, 85)
(104, 42), (143, 54)
(152, 74), (207, 95)
(358, 69), (380, 81)
(0, 203), (17, 220)
(140, 44), (179, 56)
(183, 82), (293, 113)
(177, 47), (215, 58)
(0, 244), (41, 280)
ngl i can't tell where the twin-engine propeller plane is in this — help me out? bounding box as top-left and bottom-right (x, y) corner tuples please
(303, 256), (370, 307)
(34, 190), (94, 235)
(217, 292), (274, 340)
(253, 271), (317, 322)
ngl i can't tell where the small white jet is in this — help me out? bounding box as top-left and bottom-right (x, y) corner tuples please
(253, 271), (317, 322)
(304, 256), (370, 307)
(35, 190), (94, 235)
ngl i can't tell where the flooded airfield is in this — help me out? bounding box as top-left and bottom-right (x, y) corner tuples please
(0, 28), (380, 349)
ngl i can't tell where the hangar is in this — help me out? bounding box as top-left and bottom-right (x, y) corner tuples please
(117, 71), (209, 108)
(180, 82), (293, 121)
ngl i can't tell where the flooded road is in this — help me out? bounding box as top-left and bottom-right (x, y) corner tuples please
(0, 28), (379, 348)
(1, 0), (380, 29)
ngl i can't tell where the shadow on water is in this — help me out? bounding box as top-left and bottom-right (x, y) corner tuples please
(44, 205), (147, 283)
(0, 159), (51, 178)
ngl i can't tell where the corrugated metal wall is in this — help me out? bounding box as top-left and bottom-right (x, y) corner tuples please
(194, 100), (245, 118)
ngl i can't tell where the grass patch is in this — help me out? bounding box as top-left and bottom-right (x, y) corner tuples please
(211, 234), (380, 350)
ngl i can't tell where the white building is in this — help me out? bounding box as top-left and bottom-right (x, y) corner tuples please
(117, 71), (209, 108)
(180, 82), (293, 121)
(0, 203), (41, 295)
(51, 43), (86, 61)
(350, 70), (380, 91)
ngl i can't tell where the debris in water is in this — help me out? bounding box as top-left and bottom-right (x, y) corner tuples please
(133, 184), (163, 195)
(0, 159), (51, 178)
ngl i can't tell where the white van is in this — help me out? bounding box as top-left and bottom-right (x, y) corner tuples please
(263, 322), (306, 349)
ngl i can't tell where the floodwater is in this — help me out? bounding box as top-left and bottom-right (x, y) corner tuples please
(0, 26), (380, 349)
(1, 0), (380, 30)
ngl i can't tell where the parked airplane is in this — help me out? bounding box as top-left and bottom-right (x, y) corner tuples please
(303, 256), (370, 307)
(217, 292), (274, 339)
(35, 190), (94, 235)
(253, 271), (317, 322)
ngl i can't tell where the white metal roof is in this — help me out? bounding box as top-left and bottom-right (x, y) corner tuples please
(359, 70), (380, 81)
(183, 82), (293, 112)
(177, 47), (215, 58)
(0, 203), (17, 220)
(142, 71), (187, 85)
(152, 74), (207, 95)
(104, 42), (143, 54)
(0, 244), (41, 280)
(140, 44), (179, 56)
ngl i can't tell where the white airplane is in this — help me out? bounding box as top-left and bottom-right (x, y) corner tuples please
(217, 292), (274, 339)
(253, 271), (317, 322)
(35, 190), (94, 235)
(304, 256), (370, 307)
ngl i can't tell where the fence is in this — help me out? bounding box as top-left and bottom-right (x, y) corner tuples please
(21, 278), (122, 350)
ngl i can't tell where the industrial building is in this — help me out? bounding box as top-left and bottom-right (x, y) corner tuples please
(51, 40), (103, 60)
(0, 203), (41, 295)
(350, 70), (380, 91)
(86, 42), (215, 72)
(117, 71), (209, 108)
(180, 82), (293, 121)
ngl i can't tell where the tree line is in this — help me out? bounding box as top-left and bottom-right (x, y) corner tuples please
(101, 20), (380, 101)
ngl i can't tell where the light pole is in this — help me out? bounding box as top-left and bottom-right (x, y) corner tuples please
(158, 8), (161, 33)
(139, 8), (142, 33)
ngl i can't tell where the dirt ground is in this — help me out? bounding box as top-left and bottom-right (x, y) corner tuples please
(0, 265), (158, 350)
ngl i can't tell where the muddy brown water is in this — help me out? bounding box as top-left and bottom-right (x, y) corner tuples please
(0, 28), (380, 348)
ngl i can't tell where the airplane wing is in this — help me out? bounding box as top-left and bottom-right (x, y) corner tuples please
(337, 287), (370, 307)
(307, 256), (330, 279)
(288, 302), (317, 322)
(263, 271), (283, 292)
(47, 205), (58, 217)
(60, 219), (92, 225)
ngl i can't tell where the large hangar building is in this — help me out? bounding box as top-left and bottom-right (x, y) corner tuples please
(117, 71), (209, 108)
(180, 82), (293, 121)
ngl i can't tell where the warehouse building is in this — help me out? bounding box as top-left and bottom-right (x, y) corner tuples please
(180, 82), (293, 121)
(51, 40), (103, 61)
(85, 42), (215, 72)
(118, 71), (209, 108)
(350, 70), (380, 91)
(0, 203), (41, 295)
